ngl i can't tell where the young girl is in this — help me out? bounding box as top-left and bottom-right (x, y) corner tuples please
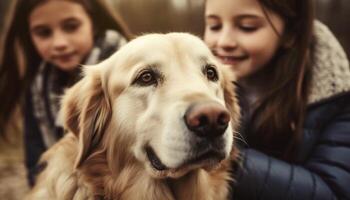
(0, 0), (131, 186)
(204, 0), (350, 199)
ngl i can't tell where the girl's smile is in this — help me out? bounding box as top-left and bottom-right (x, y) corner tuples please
(214, 54), (249, 66)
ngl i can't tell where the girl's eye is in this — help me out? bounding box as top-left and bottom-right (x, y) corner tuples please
(208, 24), (222, 31)
(134, 71), (158, 86)
(204, 64), (219, 82)
(32, 27), (52, 38)
(237, 21), (259, 32)
(62, 20), (81, 33)
(239, 25), (258, 32)
(205, 20), (222, 32)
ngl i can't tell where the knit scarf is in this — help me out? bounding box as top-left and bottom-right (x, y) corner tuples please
(30, 30), (127, 148)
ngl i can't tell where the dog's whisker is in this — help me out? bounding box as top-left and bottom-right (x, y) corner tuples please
(232, 130), (248, 146)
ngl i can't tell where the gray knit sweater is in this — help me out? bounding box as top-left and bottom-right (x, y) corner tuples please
(309, 21), (350, 104)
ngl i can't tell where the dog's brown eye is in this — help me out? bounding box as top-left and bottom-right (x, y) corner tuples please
(141, 72), (153, 82)
(134, 71), (158, 86)
(205, 65), (218, 82)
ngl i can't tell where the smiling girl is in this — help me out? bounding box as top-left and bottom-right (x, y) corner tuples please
(204, 0), (350, 199)
(0, 0), (131, 186)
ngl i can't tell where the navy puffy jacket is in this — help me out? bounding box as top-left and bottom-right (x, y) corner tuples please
(232, 92), (350, 200)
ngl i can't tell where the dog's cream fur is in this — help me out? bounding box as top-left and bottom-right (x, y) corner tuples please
(26, 33), (240, 200)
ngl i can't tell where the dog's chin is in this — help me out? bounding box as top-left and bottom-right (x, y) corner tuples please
(145, 146), (226, 179)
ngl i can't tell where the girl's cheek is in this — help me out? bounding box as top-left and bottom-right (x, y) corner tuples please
(203, 33), (213, 47)
(32, 39), (49, 58)
(241, 32), (274, 53)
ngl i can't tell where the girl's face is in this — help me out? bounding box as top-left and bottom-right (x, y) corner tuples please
(29, 0), (94, 71)
(204, 0), (285, 79)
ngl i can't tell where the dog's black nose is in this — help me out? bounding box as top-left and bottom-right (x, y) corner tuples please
(184, 102), (230, 138)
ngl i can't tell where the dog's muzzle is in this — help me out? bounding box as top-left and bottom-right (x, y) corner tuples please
(146, 101), (231, 173)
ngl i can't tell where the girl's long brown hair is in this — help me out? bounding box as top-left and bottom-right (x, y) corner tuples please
(245, 0), (314, 160)
(0, 0), (132, 134)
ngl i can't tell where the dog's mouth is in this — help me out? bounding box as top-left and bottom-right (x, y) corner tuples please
(146, 146), (168, 171)
(145, 145), (226, 174)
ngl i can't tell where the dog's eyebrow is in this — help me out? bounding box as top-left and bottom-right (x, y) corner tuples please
(134, 64), (161, 76)
(199, 56), (217, 69)
(199, 56), (218, 67)
(199, 56), (210, 64)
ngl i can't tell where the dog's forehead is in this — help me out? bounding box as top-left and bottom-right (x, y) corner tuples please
(102, 33), (221, 86)
(136, 33), (210, 52)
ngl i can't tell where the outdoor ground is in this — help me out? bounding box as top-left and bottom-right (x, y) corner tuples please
(0, 111), (29, 200)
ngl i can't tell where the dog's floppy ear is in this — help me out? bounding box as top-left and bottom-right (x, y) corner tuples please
(61, 66), (112, 168)
(221, 68), (241, 161)
(221, 67), (240, 130)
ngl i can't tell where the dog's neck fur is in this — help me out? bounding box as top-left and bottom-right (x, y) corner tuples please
(28, 134), (233, 200)
(79, 145), (231, 200)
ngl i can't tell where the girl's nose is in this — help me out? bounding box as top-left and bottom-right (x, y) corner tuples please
(52, 32), (69, 51)
(217, 27), (237, 51)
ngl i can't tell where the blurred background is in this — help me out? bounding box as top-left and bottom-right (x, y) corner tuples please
(0, 0), (349, 199)
(1, 0), (349, 56)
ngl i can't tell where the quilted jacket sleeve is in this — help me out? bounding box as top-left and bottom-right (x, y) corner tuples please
(231, 98), (350, 200)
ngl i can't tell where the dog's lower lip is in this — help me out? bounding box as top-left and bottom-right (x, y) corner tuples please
(146, 146), (168, 171)
(145, 144), (225, 173)
(186, 150), (225, 166)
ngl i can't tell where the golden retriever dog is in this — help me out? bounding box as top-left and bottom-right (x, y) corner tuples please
(27, 33), (240, 200)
